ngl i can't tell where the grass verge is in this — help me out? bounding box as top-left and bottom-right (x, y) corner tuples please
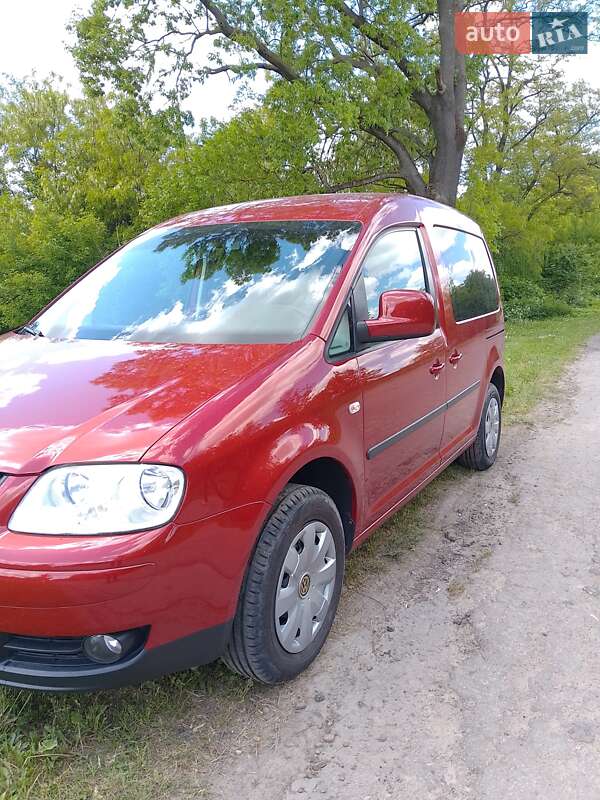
(503, 305), (600, 419)
(0, 664), (254, 800)
(2, 307), (600, 799)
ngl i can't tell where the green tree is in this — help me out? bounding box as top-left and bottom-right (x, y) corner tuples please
(460, 67), (600, 293)
(0, 78), (188, 332)
(71, 1), (596, 207)
(72, 0), (471, 204)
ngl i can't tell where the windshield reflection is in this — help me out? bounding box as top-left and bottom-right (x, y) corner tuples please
(37, 221), (360, 344)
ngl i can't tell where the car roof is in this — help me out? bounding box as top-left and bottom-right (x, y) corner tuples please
(154, 193), (482, 236)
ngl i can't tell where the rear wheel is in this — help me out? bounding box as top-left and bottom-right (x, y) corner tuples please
(458, 383), (502, 471)
(223, 484), (345, 684)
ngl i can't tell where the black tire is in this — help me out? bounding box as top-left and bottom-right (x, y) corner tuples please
(223, 484), (345, 684)
(458, 383), (502, 471)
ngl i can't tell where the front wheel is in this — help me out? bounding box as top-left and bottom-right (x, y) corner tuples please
(223, 484), (345, 684)
(458, 383), (502, 471)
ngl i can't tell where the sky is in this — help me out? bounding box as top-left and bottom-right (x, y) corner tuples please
(0, 0), (248, 120)
(0, 0), (598, 121)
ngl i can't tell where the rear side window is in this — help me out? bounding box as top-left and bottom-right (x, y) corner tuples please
(431, 227), (499, 322)
(361, 229), (427, 319)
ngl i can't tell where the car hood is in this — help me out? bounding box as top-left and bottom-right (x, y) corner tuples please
(0, 333), (292, 474)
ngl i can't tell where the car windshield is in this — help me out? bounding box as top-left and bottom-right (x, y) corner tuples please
(35, 220), (361, 344)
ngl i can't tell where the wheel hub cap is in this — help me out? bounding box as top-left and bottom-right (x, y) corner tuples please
(275, 521), (337, 654)
(484, 397), (500, 457)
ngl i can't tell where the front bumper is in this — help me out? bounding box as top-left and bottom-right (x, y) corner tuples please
(0, 621), (232, 691)
(0, 498), (268, 691)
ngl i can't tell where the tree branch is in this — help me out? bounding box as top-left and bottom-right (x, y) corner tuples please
(328, 171), (408, 192)
(330, 0), (433, 113)
(526, 174), (572, 220)
(198, 0), (301, 82)
(364, 125), (427, 195)
(202, 62), (285, 76)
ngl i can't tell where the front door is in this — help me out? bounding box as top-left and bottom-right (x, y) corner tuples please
(354, 227), (447, 526)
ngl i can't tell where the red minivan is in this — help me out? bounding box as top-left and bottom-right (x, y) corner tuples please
(0, 194), (504, 690)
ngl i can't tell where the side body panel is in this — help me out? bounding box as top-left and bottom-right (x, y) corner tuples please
(350, 201), (504, 545)
(145, 334), (365, 535)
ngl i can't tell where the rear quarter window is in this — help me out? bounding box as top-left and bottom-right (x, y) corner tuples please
(431, 227), (499, 322)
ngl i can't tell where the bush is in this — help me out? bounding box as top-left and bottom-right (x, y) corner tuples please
(503, 295), (572, 321)
(0, 207), (108, 334)
(530, 296), (574, 319)
(541, 243), (591, 305)
(500, 275), (545, 305)
(0, 270), (52, 331)
(500, 275), (573, 321)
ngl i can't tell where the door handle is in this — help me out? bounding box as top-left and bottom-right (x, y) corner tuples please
(430, 359), (445, 379)
(449, 350), (463, 366)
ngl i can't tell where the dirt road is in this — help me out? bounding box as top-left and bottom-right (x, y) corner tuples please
(199, 336), (600, 800)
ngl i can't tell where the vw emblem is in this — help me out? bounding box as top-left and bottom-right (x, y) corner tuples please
(298, 573), (311, 598)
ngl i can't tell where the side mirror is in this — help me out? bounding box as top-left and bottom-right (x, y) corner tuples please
(357, 290), (435, 344)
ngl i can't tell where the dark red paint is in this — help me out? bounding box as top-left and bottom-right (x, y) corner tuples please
(0, 194), (504, 660)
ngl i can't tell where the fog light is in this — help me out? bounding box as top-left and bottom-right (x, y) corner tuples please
(84, 634), (124, 664)
(83, 629), (145, 665)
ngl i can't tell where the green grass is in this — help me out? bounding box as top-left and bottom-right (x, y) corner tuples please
(0, 664), (253, 800)
(503, 305), (600, 419)
(2, 306), (600, 800)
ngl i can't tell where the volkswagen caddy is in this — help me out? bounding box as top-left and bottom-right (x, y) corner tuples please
(0, 194), (504, 690)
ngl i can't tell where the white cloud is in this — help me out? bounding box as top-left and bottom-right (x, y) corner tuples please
(0, 372), (45, 409)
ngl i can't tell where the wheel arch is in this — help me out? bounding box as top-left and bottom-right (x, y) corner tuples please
(484, 338), (504, 407)
(490, 365), (505, 405)
(287, 457), (357, 553)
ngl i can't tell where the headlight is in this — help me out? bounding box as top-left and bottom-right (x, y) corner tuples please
(9, 464), (185, 536)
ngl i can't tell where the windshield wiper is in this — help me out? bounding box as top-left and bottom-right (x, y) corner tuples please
(16, 324), (44, 337)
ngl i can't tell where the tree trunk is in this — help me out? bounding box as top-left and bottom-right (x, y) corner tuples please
(363, 0), (467, 205)
(424, 0), (467, 205)
(427, 102), (467, 205)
